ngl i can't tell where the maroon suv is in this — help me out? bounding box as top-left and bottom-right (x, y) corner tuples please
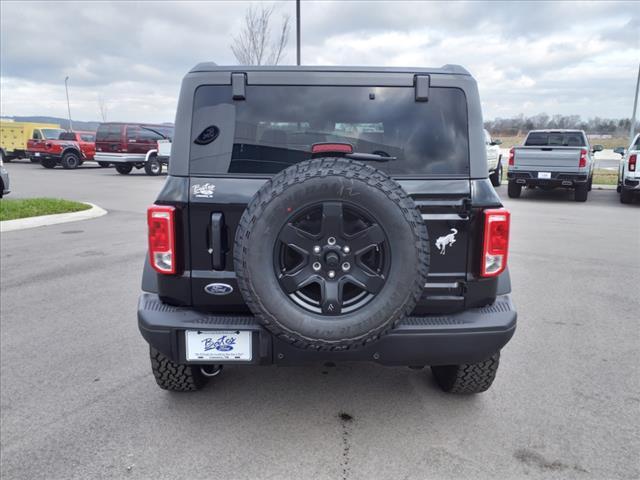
(94, 122), (173, 175)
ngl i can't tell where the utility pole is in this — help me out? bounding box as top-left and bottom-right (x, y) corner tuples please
(630, 62), (639, 144)
(64, 76), (73, 131)
(296, 0), (301, 65)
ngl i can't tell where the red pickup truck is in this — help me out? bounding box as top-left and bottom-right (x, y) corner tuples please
(28, 130), (100, 169)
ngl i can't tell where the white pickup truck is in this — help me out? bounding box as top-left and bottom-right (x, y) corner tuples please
(484, 129), (503, 187)
(142, 137), (171, 176)
(615, 133), (639, 204)
(506, 129), (603, 202)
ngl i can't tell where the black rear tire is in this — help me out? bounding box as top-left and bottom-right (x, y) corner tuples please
(507, 181), (521, 198)
(490, 161), (502, 187)
(431, 352), (500, 394)
(144, 157), (162, 176)
(115, 164), (133, 175)
(41, 158), (57, 169)
(61, 151), (81, 169)
(149, 347), (208, 392)
(574, 183), (588, 202)
(234, 158), (430, 350)
(620, 188), (633, 204)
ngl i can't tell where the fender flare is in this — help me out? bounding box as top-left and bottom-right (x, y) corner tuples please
(145, 149), (158, 163)
(61, 146), (83, 159)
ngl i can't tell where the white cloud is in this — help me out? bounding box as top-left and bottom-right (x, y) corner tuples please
(0, 0), (638, 122)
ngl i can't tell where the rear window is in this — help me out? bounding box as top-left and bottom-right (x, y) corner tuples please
(59, 132), (77, 141)
(80, 133), (95, 142)
(96, 124), (122, 142)
(42, 129), (64, 140)
(126, 125), (173, 142)
(190, 85), (469, 177)
(525, 132), (585, 147)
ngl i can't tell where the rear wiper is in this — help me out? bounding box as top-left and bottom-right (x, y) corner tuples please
(346, 152), (397, 162)
(140, 126), (171, 141)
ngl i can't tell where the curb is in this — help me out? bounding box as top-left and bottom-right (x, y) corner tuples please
(0, 202), (107, 233)
(593, 184), (616, 190)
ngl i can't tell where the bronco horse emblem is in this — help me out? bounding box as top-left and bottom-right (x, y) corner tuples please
(435, 228), (458, 255)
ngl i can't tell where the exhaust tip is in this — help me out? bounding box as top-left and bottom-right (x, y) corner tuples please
(200, 365), (223, 377)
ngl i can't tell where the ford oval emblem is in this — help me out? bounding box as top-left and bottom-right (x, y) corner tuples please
(204, 283), (234, 295)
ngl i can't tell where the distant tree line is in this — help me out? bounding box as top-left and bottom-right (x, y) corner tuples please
(485, 114), (633, 136)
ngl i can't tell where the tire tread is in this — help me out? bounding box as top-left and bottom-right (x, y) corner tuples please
(149, 347), (207, 392)
(431, 352), (500, 394)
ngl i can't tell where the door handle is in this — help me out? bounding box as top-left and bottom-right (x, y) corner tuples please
(210, 213), (225, 270)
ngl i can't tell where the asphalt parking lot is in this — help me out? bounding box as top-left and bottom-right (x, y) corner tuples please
(1, 161), (639, 480)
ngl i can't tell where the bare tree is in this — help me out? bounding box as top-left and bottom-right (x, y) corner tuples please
(231, 4), (290, 65)
(97, 95), (109, 122)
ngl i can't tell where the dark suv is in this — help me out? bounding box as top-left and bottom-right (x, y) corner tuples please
(138, 64), (517, 394)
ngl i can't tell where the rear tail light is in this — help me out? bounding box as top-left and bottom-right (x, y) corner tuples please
(508, 147), (515, 166)
(481, 208), (511, 278)
(148, 205), (177, 274)
(629, 154), (637, 172)
(579, 149), (587, 168)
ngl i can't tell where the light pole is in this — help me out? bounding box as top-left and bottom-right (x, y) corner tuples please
(630, 63), (639, 144)
(64, 76), (73, 131)
(296, 0), (301, 66)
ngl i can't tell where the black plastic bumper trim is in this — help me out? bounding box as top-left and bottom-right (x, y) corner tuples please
(507, 170), (588, 186)
(138, 293), (516, 366)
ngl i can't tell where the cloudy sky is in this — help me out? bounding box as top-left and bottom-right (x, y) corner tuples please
(1, 1), (638, 123)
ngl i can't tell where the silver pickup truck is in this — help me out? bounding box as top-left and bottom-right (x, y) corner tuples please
(507, 129), (603, 202)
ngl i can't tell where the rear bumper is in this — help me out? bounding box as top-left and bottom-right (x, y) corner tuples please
(508, 170), (588, 187)
(28, 151), (62, 162)
(138, 292), (517, 367)
(622, 177), (640, 191)
(94, 152), (146, 164)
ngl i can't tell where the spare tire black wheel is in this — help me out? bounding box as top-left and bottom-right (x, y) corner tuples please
(98, 162), (111, 168)
(234, 158), (430, 350)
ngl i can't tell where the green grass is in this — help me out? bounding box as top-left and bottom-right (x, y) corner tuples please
(0, 198), (90, 221)
(593, 169), (618, 186)
(492, 135), (629, 150)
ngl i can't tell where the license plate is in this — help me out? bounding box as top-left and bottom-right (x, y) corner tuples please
(538, 172), (551, 179)
(185, 330), (252, 361)
(34, 152), (40, 157)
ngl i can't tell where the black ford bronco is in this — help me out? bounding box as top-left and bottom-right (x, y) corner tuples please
(138, 64), (516, 394)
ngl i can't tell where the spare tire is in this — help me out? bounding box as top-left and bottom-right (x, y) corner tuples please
(234, 158), (430, 350)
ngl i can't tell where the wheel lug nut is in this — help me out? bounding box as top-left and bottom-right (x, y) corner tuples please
(313, 245), (321, 254)
(327, 237), (336, 246)
(341, 262), (350, 272)
(343, 246), (350, 254)
(328, 270), (336, 279)
(312, 262), (321, 272)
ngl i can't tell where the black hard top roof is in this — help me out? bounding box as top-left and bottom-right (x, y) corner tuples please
(189, 63), (470, 76)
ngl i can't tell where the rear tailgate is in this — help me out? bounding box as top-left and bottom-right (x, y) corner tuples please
(187, 178), (474, 314)
(514, 147), (582, 170)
